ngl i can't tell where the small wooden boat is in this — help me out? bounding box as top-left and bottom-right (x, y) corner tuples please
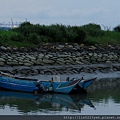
(0, 71), (96, 94)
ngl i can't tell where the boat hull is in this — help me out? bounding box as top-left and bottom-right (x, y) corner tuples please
(0, 76), (38, 93)
(0, 73), (96, 94)
(41, 80), (81, 94)
(78, 77), (96, 90)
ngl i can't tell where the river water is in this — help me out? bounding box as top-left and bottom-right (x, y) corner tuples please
(0, 78), (120, 115)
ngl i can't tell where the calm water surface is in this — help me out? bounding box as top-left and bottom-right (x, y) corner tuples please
(0, 78), (120, 115)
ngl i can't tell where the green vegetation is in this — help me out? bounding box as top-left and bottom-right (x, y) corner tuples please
(85, 31), (120, 45)
(0, 22), (120, 47)
(0, 30), (34, 47)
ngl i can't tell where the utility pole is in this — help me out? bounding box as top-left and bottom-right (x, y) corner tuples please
(11, 18), (13, 29)
(25, 18), (27, 22)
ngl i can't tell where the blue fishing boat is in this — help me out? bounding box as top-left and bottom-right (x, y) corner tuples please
(0, 71), (96, 94)
(78, 77), (97, 90)
(41, 76), (96, 94)
(41, 79), (81, 94)
(0, 75), (39, 93)
(0, 72), (81, 94)
(63, 77), (97, 94)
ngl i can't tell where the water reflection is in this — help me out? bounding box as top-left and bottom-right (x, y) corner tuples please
(0, 78), (120, 115)
(88, 78), (120, 102)
(0, 90), (94, 115)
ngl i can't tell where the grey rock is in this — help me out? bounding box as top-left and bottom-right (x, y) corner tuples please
(7, 61), (18, 65)
(24, 62), (34, 66)
(26, 55), (36, 60)
(75, 61), (84, 64)
(0, 58), (5, 62)
(42, 59), (54, 64)
(0, 62), (5, 66)
(0, 46), (7, 50)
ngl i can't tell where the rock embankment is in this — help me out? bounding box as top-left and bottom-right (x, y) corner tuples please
(0, 44), (119, 76)
(0, 44), (120, 66)
(0, 64), (119, 76)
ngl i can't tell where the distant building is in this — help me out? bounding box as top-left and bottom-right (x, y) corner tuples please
(0, 22), (20, 30)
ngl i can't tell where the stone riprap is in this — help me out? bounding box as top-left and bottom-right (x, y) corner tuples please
(0, 44), (120, 76)
(0, 64), (119, 76)
(0, 44), (120, 66)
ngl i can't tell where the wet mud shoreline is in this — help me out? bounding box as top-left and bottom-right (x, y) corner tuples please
(0, 63), (119, 80)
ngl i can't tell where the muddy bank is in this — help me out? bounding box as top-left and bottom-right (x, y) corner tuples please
(27, 71), (120, 82)
(0, 63), (119, 80)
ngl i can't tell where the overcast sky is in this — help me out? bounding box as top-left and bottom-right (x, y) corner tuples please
(0, 0), (120, 29)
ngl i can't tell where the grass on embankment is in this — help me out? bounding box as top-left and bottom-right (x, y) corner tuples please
(85, 31), (120, 45)
(0, 27), (120, 47)
(0, 30), (35, 47)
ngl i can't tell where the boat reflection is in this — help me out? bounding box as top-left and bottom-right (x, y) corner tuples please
(0, 90), (95, 114)
(35, 93), (95, 111)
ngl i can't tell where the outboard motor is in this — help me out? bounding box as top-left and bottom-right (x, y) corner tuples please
(35, 80), (48, 92)
(35, 80), (41, 87)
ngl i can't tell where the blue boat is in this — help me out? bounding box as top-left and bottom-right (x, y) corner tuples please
(78, 77), (97, 90)
(41, 79), (81, 94)
(0, 75), (39, 93)
(0, 71), (96, 94)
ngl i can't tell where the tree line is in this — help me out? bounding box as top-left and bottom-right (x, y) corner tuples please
(0, 22), (120, 46)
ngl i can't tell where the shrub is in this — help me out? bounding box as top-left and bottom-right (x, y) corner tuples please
(10, 33), (25, 42)
(28, 33), (38, 44)
(38, 35), (53, 43)
(80, 23), (104, 37)
(114, 25), (120, 32)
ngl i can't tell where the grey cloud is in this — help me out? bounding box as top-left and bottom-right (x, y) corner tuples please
(0, 0), (120, 28)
